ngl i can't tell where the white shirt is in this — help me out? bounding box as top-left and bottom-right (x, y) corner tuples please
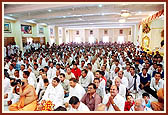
(66, 83), (86, 102)
(47, 67), (56, 80)
(27, 76), (35, 88)
(29, 72), (37, 87)
(104, 71), (110, 80)
(102, 93), (125, 111)
(99, 78), (106, 98)
(36, 78), (45, 94)
(69, 102), (90, 111)
(87, 70), (94, 83)
(4, 77), (12, 95)
(17, 60), (24, 66)
(118, 84), (126, 98)
(79, 75), (92, 88)
(92, 63), (98, 73)
(150, 77), (164, 91)
(65, 72), (75, 80)
(19, 69), (25, 79)
(110, 64), (122, 72)
(123, 70), (131, 80)
(127, 74), (140, 91)
(59, 68), (65, 74)
(42, 83), (64, 109)
(8, 69), (15, 77)
(42, 59), (48, 67)
(110, 71), (118, 81)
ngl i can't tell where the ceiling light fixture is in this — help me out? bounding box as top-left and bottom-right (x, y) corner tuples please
(24, 20), (36, 24)
(39, 23), (47, 26)
(101, 13), (105, 16)
(98, 4), (103, 8)
(119, 19), (126, 23)
(48, 9), (52, 12)
(4, 16), (16, 20)
(121, 10), (130, 17)
(138, 11), (142, 14)
(63, 16), (66, 18)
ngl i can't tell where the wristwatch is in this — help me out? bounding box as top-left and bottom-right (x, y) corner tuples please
(112, 103), (116, 106)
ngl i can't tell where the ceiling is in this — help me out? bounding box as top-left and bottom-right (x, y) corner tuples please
(4, 3), (164, 28)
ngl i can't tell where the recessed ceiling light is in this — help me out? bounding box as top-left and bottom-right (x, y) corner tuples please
(98, 4), (103, 8)
(48, 9), (52, 12)
(40, 23), (47, 26)
(63, 16), (66, 18)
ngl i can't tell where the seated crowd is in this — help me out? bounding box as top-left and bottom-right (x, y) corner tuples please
(4, 41), (164, 111)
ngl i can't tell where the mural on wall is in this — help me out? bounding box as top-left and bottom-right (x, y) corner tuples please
(119, 29), (123, 34)
(21, 25), (32, 34)
(142, 36), (150, 48)
(76, 30), (79, 35)
(142, 23), (151, 34)
(104, 30), (108, 35)
(39, 27), (44, 34)
(4, 22), (11, 33)
(90, 30), (93, 35)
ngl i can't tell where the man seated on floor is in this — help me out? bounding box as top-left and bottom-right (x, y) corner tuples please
(102, 85), (125, 111)
(41, 77), (64, 109)
(130, 98), (153, 111)
(69, 96), (90, 111)
(81, 83), (101, 111)
(8, 79), (37, 111)
(151, 88), (164, 111)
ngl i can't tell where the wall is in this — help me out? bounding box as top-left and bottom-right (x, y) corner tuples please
(66, 28), (131, 43)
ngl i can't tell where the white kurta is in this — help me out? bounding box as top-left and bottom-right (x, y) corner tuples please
(102, 93), (125, 111)
(65, 83), (86, 103)
(42, 83), (64, 109)
(69, 102), (90, 111)
(150, 77), (164, 91)
(47, 67), (57, 81)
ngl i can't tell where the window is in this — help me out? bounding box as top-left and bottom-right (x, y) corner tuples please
(117, 36), (124, 44)
(89, 36), (95, 43)
(103, 36), (109, 43)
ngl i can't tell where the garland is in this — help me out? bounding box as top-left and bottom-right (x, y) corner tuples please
(37, 100), (55, 111)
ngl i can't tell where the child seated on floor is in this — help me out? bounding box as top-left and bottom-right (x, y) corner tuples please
(142, 92), (151, 108)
